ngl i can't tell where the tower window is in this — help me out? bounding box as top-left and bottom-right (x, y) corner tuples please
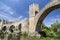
(35, 11), (38, 15)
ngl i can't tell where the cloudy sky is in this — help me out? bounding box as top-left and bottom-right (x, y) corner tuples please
(0, 0), (60, 26)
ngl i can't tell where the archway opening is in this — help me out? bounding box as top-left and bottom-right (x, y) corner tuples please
(9, 25), (15, 33)
(2, 26), (7, 31)
(18, 24), (21, 32)
(36, 4), (60, 37)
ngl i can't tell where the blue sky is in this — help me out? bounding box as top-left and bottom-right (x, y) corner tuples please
(0, 0), (60, 26)
(43, 8), (60, 27)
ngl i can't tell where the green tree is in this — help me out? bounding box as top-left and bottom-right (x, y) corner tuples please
(51, 20), (60, 36)
(41, 23), (52, 36)
(51, 20), (60, 32)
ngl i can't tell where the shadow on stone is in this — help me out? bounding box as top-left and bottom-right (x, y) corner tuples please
(38, 31), (47, 37)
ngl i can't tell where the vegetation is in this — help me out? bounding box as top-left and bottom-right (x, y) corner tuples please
(0, 29), (7, 39)
(8, 33), (20, 40)
(22, 32), (28, 38)
(51, 20), (60, 36)
(29, 20), (60, 40)
(0, 20), (60, 40)
(30, 37), (60, 40)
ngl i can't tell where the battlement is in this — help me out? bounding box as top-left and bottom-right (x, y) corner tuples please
(29, 3), (40, 17)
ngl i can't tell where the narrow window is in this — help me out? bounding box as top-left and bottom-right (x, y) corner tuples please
(35, 11), (38, 15)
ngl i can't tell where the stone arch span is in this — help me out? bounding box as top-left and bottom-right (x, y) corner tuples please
(36, 4), (60, 32)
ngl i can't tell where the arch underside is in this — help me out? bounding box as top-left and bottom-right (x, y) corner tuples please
(36, 4), (60, 32)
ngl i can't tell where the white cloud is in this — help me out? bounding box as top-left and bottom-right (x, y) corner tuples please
(14, 16), (28, 21)
(23, 18), (28, 20)
(45, 24), (51, 27)
(56, 15), (60, 18)
(0, 12), (27, 21)
(0, 13), (9, 20)
(21, 18), (28, 22)
(0, 11), (16, 21)
(10, 16), (24, 21)
(18, 16), (23, 19)
(7, 10), (14, 15)
(0, 2), (15, 15)
(0, 2), (28, 21)
(50, 18), (60, 23)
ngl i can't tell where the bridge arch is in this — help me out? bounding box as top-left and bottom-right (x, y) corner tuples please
(35, 4), (60, 32)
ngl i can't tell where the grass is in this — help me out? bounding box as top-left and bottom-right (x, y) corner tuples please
(29, 37), (60, 40)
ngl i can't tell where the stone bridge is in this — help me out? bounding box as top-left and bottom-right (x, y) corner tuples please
(29, 0), (60, 36)
(0, 0), (60, 37)
(1, 19), (29, 34)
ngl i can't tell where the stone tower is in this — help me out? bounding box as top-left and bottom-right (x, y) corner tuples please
(29, 3), (39, 36)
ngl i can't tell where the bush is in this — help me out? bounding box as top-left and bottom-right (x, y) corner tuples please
(22, 32), (28, 38)
(0, 30), (7, 39)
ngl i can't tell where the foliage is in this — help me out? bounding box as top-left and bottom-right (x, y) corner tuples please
(41, 23), (52, 36)
(22, 32), (28, 38)
(42, 20), (60, 37)
(8, 32), (28, 40)
(0, 20), (2, 22)
(8, 32), (22, 40)
(29, 37), (60, 40)
(0, 30), (7, 39)
(51, 20), (60, 36)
